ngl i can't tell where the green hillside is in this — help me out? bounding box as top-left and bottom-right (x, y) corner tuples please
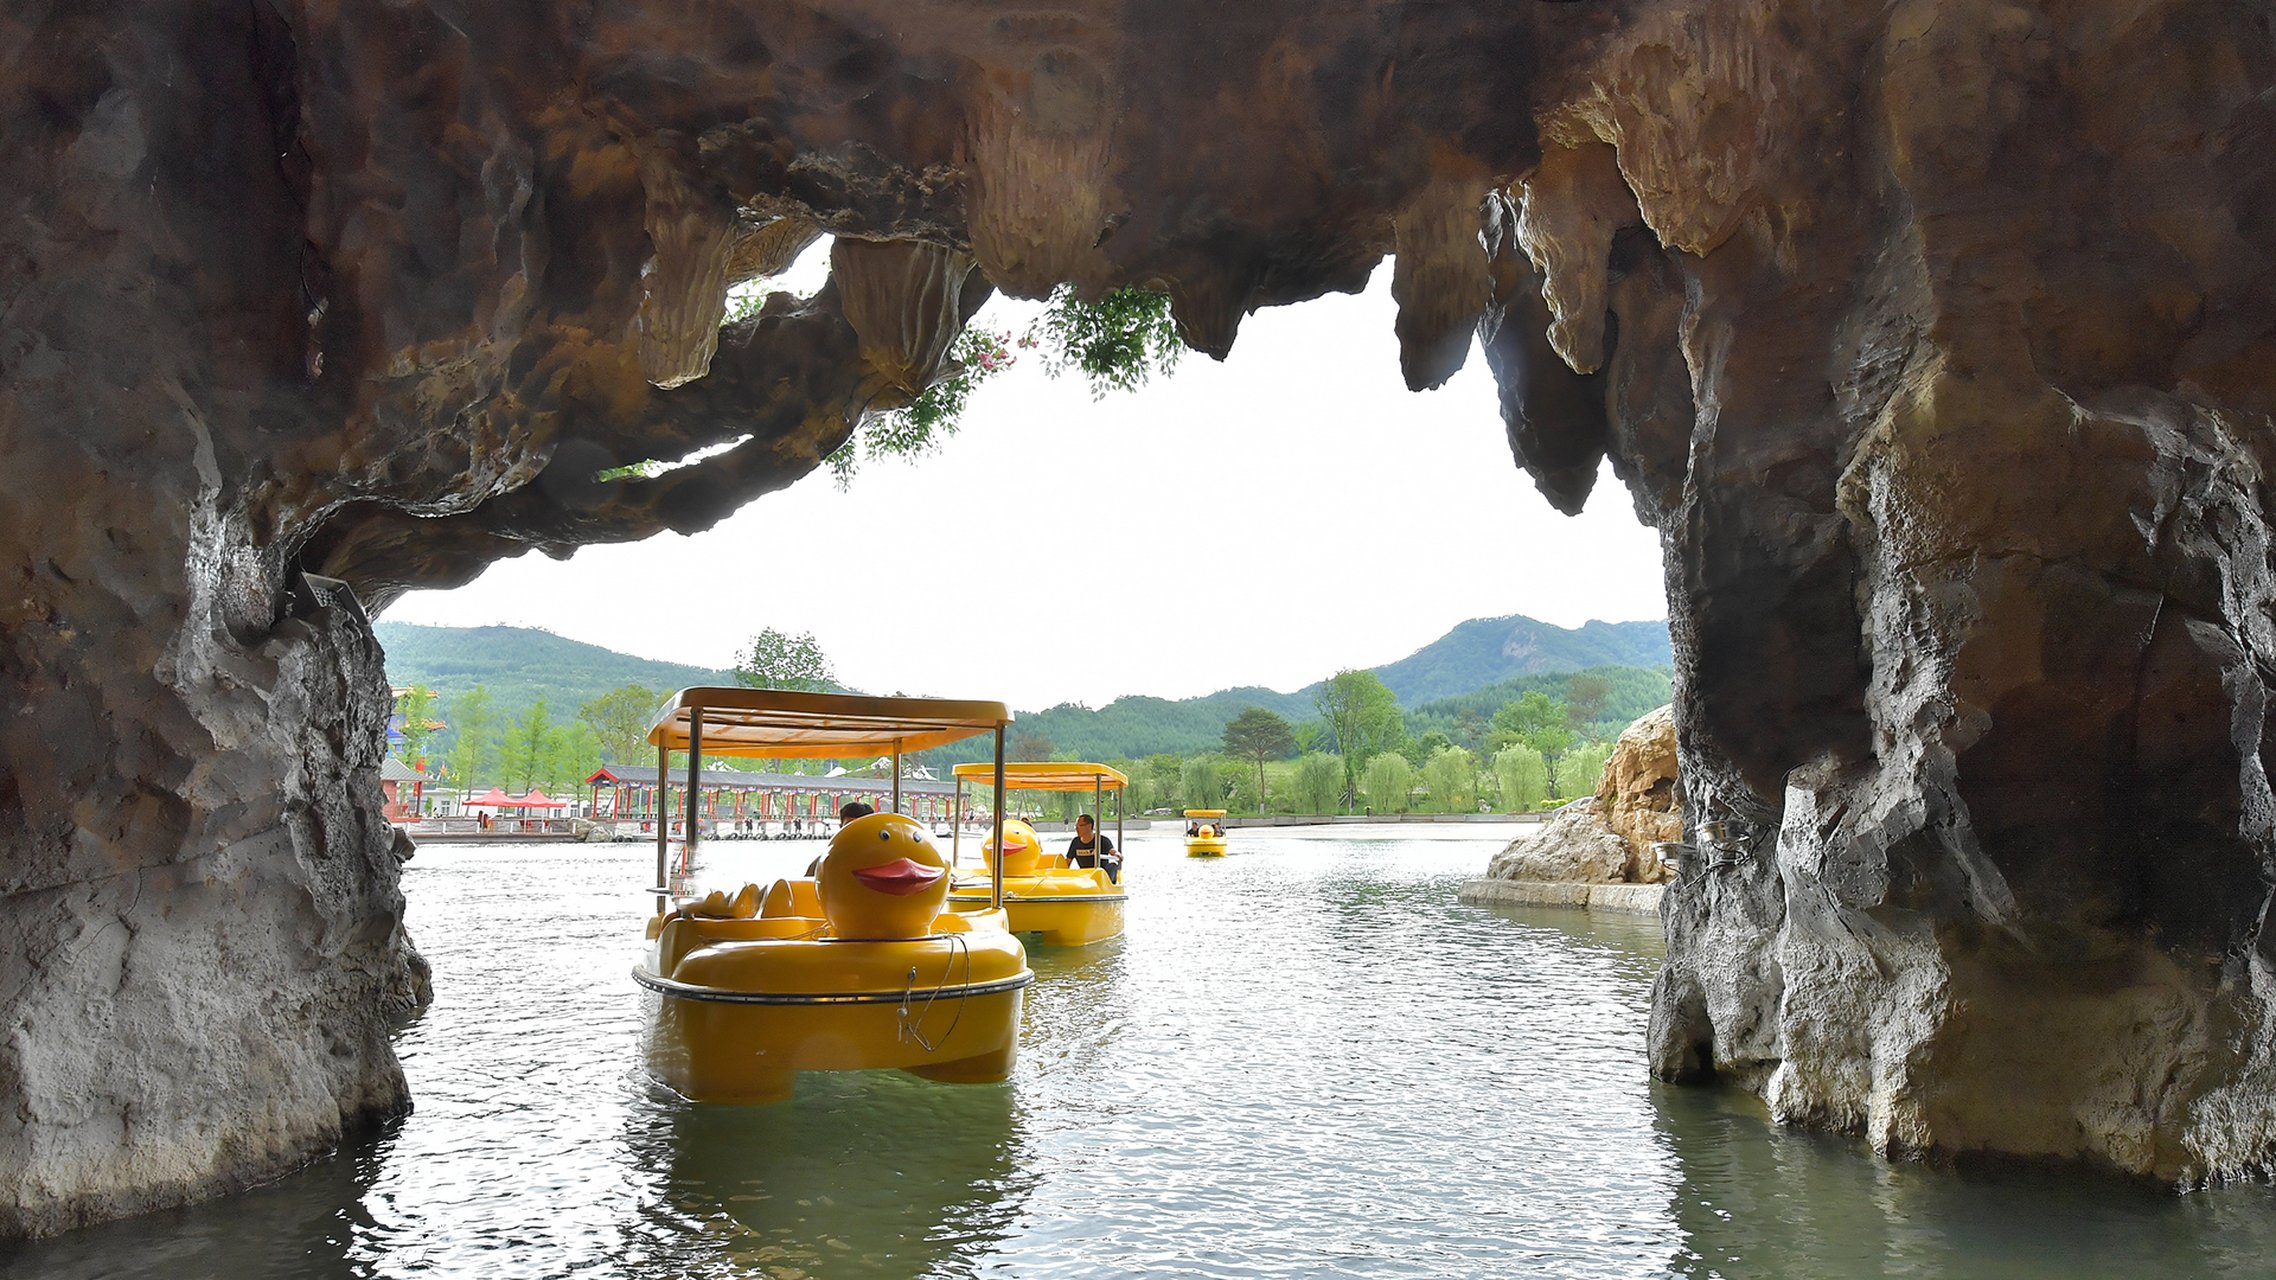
(374, 622), (731, 730)
(1365, 615), (1671, 704)
(375, 611), (1672, 763)
(1401, 665), (1673, 744)
(931, 686), (1318, 764)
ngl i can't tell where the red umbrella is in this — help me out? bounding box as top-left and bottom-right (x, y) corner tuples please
(468, 787), (515, 807)
(516, 789), (567, 809)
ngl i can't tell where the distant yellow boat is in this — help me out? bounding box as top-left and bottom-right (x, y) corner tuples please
(1184, 808), (1229, 857)
(634, 689), (1032, 1104)
(946, 761), (1129, 946)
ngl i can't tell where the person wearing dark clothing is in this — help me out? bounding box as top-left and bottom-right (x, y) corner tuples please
(1065, 813), (1121, 884)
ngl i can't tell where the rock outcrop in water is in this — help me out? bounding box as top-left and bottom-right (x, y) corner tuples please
(1490, 802), (1638, 885)
(1483, 706), (1680, 885)
(5, 0), (2276, 1233)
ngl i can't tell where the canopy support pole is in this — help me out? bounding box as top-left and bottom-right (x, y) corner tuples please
(952, 778), (962, 867)
(685, 707), (703, 877)
(653, 740), (669, 915)
(992, 725), (1005, 910)
(892, 738), (903, 814)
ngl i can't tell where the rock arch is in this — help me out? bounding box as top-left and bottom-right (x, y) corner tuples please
(4, 0), (2275, 1233)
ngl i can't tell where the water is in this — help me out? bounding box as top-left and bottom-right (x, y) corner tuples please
(9, 825), (2276, 1278)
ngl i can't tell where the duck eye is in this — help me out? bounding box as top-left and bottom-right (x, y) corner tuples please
(878, 829), (892, 841)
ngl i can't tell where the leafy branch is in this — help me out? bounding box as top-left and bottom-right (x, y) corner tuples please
(827, 285), (1182, 486)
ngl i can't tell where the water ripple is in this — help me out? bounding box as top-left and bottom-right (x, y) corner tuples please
(6, 827), (2275, 1279)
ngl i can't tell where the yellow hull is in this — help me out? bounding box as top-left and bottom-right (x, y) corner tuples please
(947, 868), (1125, 946)
(639, 908), (1030, 1103)
(1186, 837), (1228, 857)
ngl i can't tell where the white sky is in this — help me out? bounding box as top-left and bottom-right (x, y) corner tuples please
(383, 242), (1669, 709)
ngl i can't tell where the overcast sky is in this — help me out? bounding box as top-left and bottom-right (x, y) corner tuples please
(382, 242), (1669, 710)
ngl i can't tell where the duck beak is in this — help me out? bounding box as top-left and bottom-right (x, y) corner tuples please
(851, 858), (945, 896)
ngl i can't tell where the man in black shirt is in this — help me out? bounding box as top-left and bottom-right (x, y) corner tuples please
(1065, 813), (1121, 883)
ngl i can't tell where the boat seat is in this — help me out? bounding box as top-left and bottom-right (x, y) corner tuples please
(657, 915), (826, 979)
(760, 877), (824, 919)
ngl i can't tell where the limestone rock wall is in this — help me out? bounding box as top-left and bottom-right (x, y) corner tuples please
(7, 0), (2276, 1232)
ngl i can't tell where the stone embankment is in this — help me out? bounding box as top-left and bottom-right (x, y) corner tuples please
(1460, 707), (1681, 916)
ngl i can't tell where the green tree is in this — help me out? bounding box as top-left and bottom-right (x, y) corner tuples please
(1405, 729), (1454, 767)
(1494, 690), (1575, 774)
(825, 288), (1179, 485)
(392, 685), (439, 764)
(1012, 729), (1056, 762)
(1554, 740), (1617, 800)
(1494, 743), (1550, 812)
(733, 628), (834, 693)
(1032, 286), (1183, 397)
(1180, 756), (1221, 812)
(511, 697), (559, 791)
(1222, 707), (1297, 811)
(1565, 673), (1612, 738)
(1422, 744), (1476, 813)
(1315, 669), (1403, 798)
(446, 686), (498, 794)
(1293, 752), (1343, 815)
(579, 685), (659, 766)
(542, 722), (604, 795)
(1361, 752), (1414, 815)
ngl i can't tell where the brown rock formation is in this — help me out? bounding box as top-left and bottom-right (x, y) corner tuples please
(5, 0), (2276, 1233)
(1486, 706), (1681, 884)
(1598, 705), (1681, 881)
(1489, 801), (1637, 884)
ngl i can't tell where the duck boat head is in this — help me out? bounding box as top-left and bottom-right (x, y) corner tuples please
(982, 817), (1045, 878)
(819, 812), (951, 938)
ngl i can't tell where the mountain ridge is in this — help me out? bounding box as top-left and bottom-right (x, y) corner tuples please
(376, 612), (1671, 757)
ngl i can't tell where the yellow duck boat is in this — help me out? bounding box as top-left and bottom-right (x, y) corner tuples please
(945, 761), (1129, 947)
(1184, 809), (1229, 857)
(635, 689), (1033, 1104)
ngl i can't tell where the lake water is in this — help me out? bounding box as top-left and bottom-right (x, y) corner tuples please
(8, 825), (2276, 1278)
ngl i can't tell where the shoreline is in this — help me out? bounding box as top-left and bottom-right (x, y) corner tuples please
(1458, 878), (1666, 916)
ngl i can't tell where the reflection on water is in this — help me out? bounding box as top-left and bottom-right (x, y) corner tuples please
(4, 825), (2273, 1278)
(623, 1073), (1026, 1279)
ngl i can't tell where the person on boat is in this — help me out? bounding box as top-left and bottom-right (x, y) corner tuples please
(805, 801), (878, 876)
(1066, 813), (1122, 883)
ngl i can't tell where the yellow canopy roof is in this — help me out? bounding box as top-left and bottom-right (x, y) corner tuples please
(952, 761), (1128, 792)
(645, 688), (1011, 758)
(1182, 809), (1227, 818)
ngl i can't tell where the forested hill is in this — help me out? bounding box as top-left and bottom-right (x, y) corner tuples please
(374, 622), (733, 725)
(930, 662), (1673, 764)
(375, 613), (1671, 760)
(1364, 615), (1671, 704)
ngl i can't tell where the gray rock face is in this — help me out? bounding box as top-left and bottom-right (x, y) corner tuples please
(0, 591), (422, 1236)
(1489, 804), (1636, 885)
